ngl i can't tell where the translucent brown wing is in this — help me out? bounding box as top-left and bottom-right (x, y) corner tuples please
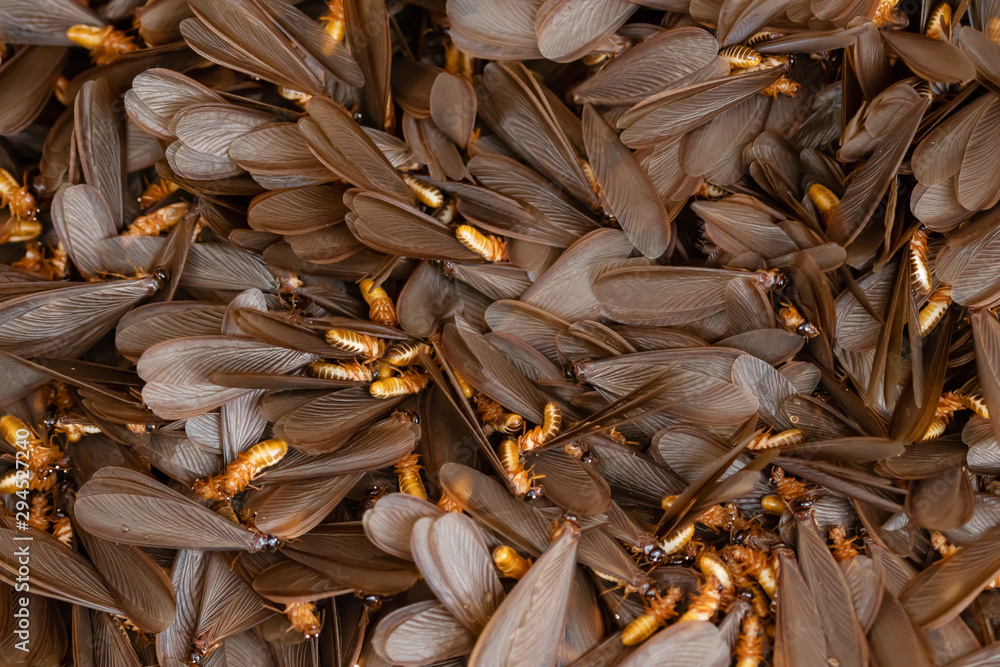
(51, 184), (118, 279)
(344, 0), (392, 129)
(583, 105), (672, 258)
(469, 524), (579, 667)
(371, 601), (475, 666)
(534, 0), (637, 62)
(0, 45), (67, 134)
(410, 513), (506, 634)
(75, 467), (271, 550)
(447, 0), (544, 60)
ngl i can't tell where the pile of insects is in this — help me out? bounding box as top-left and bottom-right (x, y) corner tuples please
(3, 0), (1000, 664)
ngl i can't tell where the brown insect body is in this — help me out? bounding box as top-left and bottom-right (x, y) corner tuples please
(779, 302), (820, 338)
(454, 372), (474, 399)
(51, 515), (73, 546)
(125, 202), (190, 237)
(193, 439), (289, 500)
(394, 453), (427, 499)
(278, 87), (312, 104)
(325, 329), (387, 360)
(493, 545), (532, 580)
(959, 391), (989, 419)
(621, 586), (684, 646)
(473, 393), (524, 434)
(307, 360), (374, 382)
(871, 0), (902, 26)
(747, 31), (782, 47)
(66, 25), (138, 65)
(456, 225), (508, 262)
(990, 18), (1000, 44)
(659, 495), (696, 554)
(13, 242), (68, 279)
(760, 495), (786, 515)
(697, 182), (726, 198)
(437, 491), (463, 513)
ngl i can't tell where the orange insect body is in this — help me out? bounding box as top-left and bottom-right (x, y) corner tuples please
(748, 429), (806, 451)
(13, 241), (68, 279)
(395, 453), (427, 499)
(325, 329), (386, 360)
(919, 283), (952, 336)
(920, 392), (965, 441)
(125, 202), (189, 236)
(473, 393), (523, 434)
(697, 503), (744, 532)
(401, 174), (444, 208)
(659, 495), (696, 555)
(871, 0), (901, 27)
(493, 546), (532, 580)
(193, 439), (288, 500)
(0, 217), (41, 244)
(735, 614), (765, 667)
(926, 3), (951, 39)
(990, 18), (1000, 44)
(719, 45), (762, 69)
(369, 370), (428, 398)
(126, 423), (150, 434)
(28, 494), (51, 532)
(0, 168), (37, 221)
(725, 546), (777, 598)
(498, 438), (541, 498)
(518, 403), (562, 452)
(322, 0), (346, 42)
(138, 179), (180, 208)
(285, 602), (322, 638)
(925, 531), (999, 588)
(51, 515), (73, 546)
(278, 87), (312, 104)
(1, 416), (62, 472)
(698, 552), (734, 608)
(771, 467), (808, 502)
(385, 342), (431, 367)
(579, 158), (602, 201)
(621, 587), (684, 646)
(697, 182), (726, 198)
(0, 468), (55, 495)
(808, 183), (839, 225)
(456, 225), (508, 262)
(761, 495), (786, 515)
(454, 373), (475, 399)
(779, 303), (820, 338)
(55, 420), (101, 443)
(909, 229), (933, 294)
(959, 391), (989, 419)
(444, 39), (476, 80)
(747, 31), (782, 47)
(359, 279), (398, 327)
(829, 525), (859, 563)
(66, 25), (138, 65)
(307, 360), (373, 382)
(437, 490), (464, 513)
(680, 577), (722, 622)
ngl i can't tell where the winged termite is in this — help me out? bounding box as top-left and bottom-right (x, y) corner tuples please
(66, 24), (136, 64)
(0, 167), (36, 222)
(193, 438), (288, 500)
